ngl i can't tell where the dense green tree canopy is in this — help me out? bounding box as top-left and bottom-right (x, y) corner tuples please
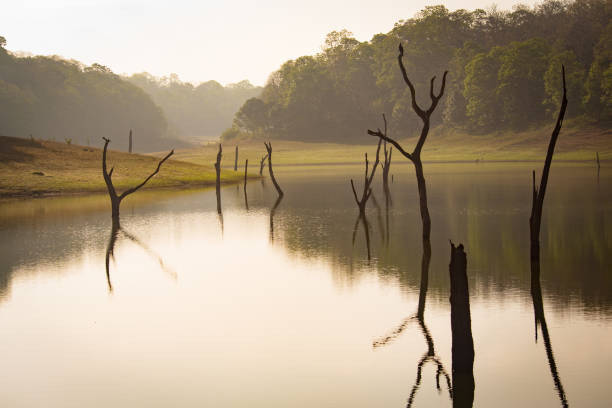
(228, 0), (612, 142)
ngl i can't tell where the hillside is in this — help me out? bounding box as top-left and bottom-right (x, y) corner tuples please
(0, 136), (243, 198)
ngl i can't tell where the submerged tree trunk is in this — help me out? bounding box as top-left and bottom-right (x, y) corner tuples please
(529, 66), (567, 262)
(350, 139), (382, 216)
(102, 137), (173, 228)
(264, 142), (284, 197)
(368, 43), (447, 244)
(260, 154), (268, 176)
(449, 242), (475, 408)
(234, 146), (238, 171)
(215, 144), (222, 214)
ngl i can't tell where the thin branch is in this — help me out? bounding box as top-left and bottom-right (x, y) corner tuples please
(119, 149), (174, 200)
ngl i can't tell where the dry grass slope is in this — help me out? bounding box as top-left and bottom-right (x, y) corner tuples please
(0, 136), (243, 197)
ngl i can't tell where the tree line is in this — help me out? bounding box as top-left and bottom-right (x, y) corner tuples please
(0, 37), (260, 151)
(126, 73), (261, 142)
(227, 0), (612, 143)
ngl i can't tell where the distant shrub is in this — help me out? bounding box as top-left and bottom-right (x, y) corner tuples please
(65, 138), (72, 145)
(220, 126), (241, 142)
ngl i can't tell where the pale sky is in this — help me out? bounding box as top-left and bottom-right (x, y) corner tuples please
(1, 0), (541, 86)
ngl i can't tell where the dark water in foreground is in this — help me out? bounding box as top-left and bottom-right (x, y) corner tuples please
(0, 163), (610, 407)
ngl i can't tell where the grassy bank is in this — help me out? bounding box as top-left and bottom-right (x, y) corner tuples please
(173, 123), (611, 166)
(0, 136), (244, 198)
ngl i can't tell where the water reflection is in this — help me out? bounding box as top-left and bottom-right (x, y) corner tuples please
(269, 195), (283, 243)
(351, 213), (372, 261)
(105, 224), (175, 293)
(531, 259), (569, 407)
(373, 238), (453, 406)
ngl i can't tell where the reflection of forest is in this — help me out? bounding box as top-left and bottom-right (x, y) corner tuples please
(275, 166), (612, 312)
(1, 165), (610, 314)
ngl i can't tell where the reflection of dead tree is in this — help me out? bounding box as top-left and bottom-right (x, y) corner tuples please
(368, 43), (447, 242)
(259, 153), (268, 175)
(373, 241), (452, 407)
(529, 66), (567, 262)
(102, 137), (173, 228)
(531, 260), (568, 407)
(264, 142), (284, 197)
(370, 192), (386, 244)
(384, 187), (392, 244)
(351, 213), (372, 261)
(269, 195), (283, 242)
(350, 139), (382, 216)
(449, 242), (474, 408)
(215, 144), (222, 214)
(244, 159), (249, 210)
(105, 225), (120, 292)
(105, 225), (176, 293)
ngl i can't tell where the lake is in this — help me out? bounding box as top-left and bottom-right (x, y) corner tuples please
(0, 162), (610, 407)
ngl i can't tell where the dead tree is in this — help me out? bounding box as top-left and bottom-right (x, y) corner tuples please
(259, 153), (268, 175)
(128, 129), (133, 153)
(368, 43), (447, 242)
(214, 144), (222, 215)
(350, 139), (382, 215)
(529, 66), (567, 262)
(264, 142), (283, 197)
(102, 137), (173, 228)
(449, 242), (475, 408)
(234, 145), (238, 171)
(375, 114), (393, 190)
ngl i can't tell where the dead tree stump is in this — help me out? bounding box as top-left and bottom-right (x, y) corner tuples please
(449, 242), (475, 408)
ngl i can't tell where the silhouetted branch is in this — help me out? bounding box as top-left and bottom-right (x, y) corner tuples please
(264, 142), (284, 197)
(530, 65), (567, 261)
(350, 139), (382, 215)
(259, 153), (268, 175)
(102, 137), (173, 226)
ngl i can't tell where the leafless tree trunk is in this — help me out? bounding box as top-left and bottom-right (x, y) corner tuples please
(449, 242), (474, 408)
(264, 142), (283, 197)
(214, 144), (222, 215)
(374, 114), (393, 190)
(529, 66), (567, 262)
(368, 43), (447, 243)
(234, 145), (238, 171)
(260, 153), (268, 175)
(350, 139), (382, 215)
(102, 137), (173, 228)
(128, 129), (133, 153)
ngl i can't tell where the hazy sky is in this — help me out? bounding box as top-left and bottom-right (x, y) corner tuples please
(2, 0), (541, 86)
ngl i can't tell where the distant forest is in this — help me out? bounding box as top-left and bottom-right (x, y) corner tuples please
(126, 74), (261, 141)
(226, 0), (612, 143)
(0, 38), (259, 151)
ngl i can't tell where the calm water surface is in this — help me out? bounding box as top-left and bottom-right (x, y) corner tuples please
(0, 163), (610, 407)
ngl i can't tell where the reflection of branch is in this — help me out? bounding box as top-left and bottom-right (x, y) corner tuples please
(121, 228), (177, 280)
(350, 213), (372, 261)
(370, 192), (385, 244)
(104, 225), (176, 293)
(269, 195), (283, 243)
(531, 261), (569, 408)
(373, 239), (451, 405)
